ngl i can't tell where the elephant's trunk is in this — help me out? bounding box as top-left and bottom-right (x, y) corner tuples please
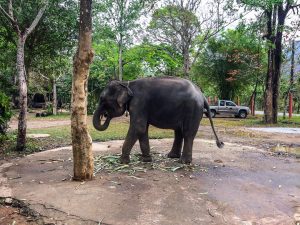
(93, 108), (111, 131)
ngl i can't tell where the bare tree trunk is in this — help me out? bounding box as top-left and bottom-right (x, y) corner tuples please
(290, 40), (295, 86)
(53, 79), (57, 115)
(283, 92), (288, 119)
(263, 4), (290, 124)
(183, 48), (190, 78)
(16, 37), (27, 151)
(263, 8), (274, 124)
(264, 48), (274, 123)
(118, 35), (123, 81)
(71, 0), (94, 181)
(0, 1), (47, 150)
(271, 6), (286, 123)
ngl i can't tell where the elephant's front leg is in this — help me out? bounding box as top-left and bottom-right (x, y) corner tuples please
(120, 128), (138, 164)
(139, 127), (152, 162)
(167, 129), (183, 158)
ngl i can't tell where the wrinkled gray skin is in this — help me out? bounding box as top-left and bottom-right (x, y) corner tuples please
(93, 77), (224, 164)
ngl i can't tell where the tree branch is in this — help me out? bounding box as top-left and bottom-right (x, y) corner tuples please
(23, 1), (48, 38)
(0, 4), (15, 24)
(0, 3), (21, 34)
(291, 3), (300, 9)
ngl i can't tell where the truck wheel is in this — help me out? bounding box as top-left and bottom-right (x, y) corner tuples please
(210, 110), (216, 118)
(238, 110), (247, 119)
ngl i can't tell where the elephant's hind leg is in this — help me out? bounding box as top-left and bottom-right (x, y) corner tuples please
(179, 135), (195, 164)
(167, 129), (183, 158)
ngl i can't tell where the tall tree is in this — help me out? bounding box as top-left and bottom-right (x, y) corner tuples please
(95, 0), (153, 81)
(195, 27), (265, 101)
(0, 0), (78, 112)
(0, 0), (47, 151)
(241, 0), (300, 123)
(148, 0), (239, 77)
(71, 0), (94, 180)
(149, 1), (200, 77)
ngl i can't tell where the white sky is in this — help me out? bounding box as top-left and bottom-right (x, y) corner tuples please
(144, 0), (300, 41)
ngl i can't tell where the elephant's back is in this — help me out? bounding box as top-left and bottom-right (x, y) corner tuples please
(135, 77), (199, 97)
(132, 77), (203, 129)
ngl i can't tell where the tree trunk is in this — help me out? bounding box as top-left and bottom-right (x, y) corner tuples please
(263, 8), (274, 124)
(183, 48), (190, 78)
(284, 40), (296, 119)
(71, 0), (94, 181)
(264, 49), (274, 123)
(283, 92), (288, 119)
(1, 1), (47, 150)
(290, 40), (295, 86)
(16, 36), (27, 151)
(263, 5), (287, 124)
(271, 6), (286, 123)
(53, 79), (57, 115)
(118, 35), (123, 81)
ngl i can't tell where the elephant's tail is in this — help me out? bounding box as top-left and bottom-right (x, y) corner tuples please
(203, 97), (224, 149)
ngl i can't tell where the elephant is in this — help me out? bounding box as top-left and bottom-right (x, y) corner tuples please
(93, 77), (224, 164)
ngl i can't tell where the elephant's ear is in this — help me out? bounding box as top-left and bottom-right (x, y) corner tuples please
(117, 90), (129, 107)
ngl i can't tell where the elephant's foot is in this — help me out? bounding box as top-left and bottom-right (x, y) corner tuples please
(179, 156), (192, 164)
(141, 155), (152, 162)
(120, 155), (130, 164)
(167, 151), (181, 158)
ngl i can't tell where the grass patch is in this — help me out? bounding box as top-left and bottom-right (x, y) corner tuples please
(27, 119), (174, 142)
(0, 133), (45, 159)
(3, 113), (299, 160)
(0, 118), (173, 158)
(28, 112), (71, 121)
(201, 115), (300, 128)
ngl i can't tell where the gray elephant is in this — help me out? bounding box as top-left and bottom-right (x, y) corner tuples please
(93, 77), (223, 164)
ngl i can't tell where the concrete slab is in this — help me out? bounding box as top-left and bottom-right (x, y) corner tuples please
(1, 139), (300, 225)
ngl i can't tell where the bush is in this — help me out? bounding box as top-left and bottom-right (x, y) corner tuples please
(0, 92), (12, 135)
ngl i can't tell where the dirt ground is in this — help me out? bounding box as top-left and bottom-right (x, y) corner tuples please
(1, 137), (300, 225)
(8, 117), (71, 130)
(1, 115), (300, 224)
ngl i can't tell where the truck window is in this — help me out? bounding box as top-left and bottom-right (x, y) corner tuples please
(220, 101), (225, 106)
(226, 101), (236, 106)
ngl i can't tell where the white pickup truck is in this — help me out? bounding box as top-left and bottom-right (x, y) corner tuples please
(206, 100), (251, 118)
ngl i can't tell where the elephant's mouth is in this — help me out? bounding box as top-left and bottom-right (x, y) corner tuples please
(93, 109), (111, 131)
(103, 112), (109, 118)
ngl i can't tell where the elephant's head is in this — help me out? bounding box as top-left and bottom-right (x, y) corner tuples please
(93, 81), (133, 131)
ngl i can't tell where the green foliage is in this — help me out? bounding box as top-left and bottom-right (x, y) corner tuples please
(0, 92), (12, 135)
(148, 4), (200, 75)
(0, 0), (77, 106)
(126, 43), (183, 77)
(149, 5), (199, 34)
(193, 26), (266, 102)
(95, 0), (152, 45)
(240, 0), (286, 10)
